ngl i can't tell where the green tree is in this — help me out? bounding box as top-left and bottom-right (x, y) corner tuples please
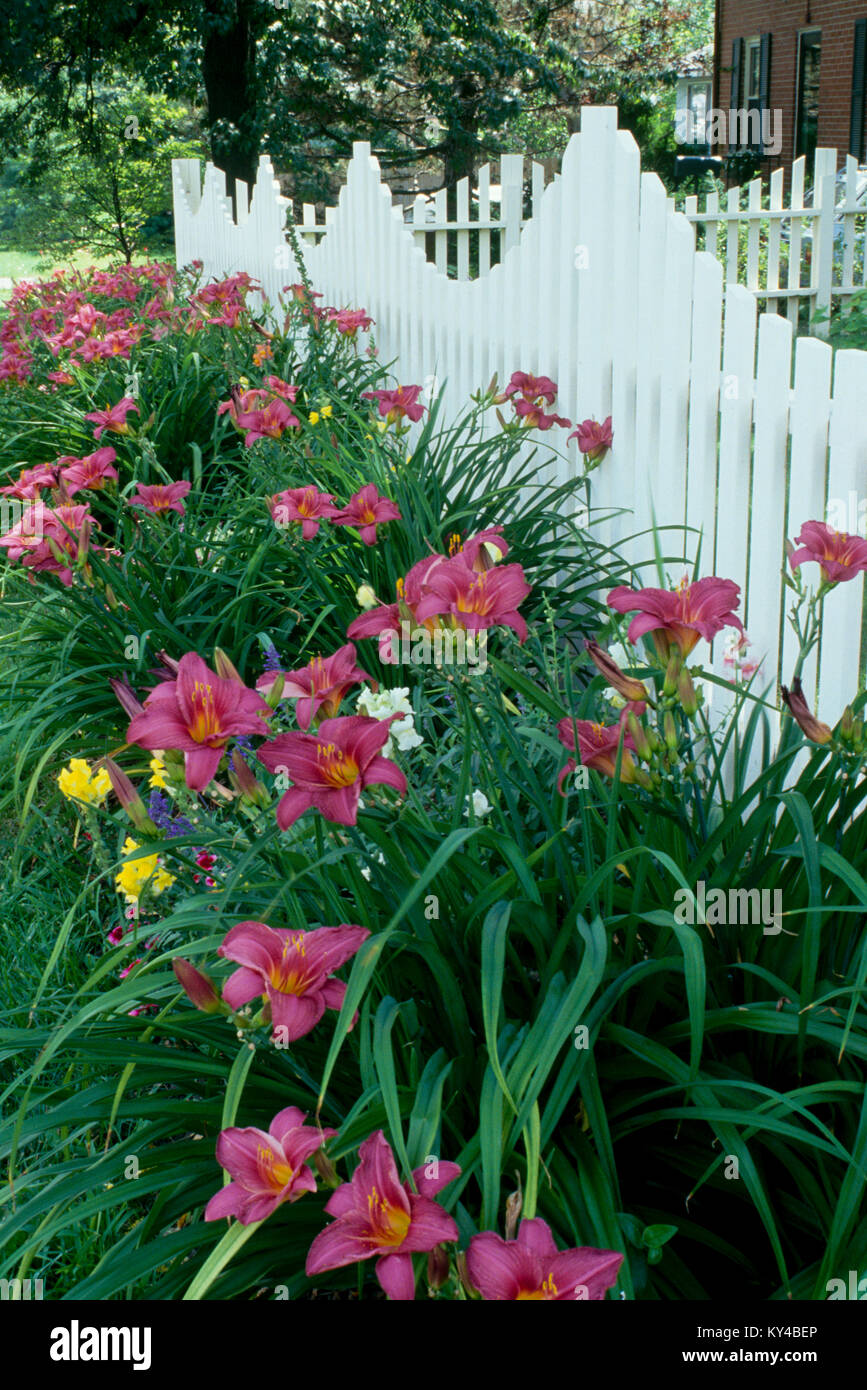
(3, 82), (203, 263)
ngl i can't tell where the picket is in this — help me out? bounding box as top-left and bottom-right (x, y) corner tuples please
(172, 106), (867, 721)
(780, 335), (833, 712)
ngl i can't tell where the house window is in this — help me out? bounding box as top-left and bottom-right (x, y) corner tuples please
(731, 35), (771, 151)
(686, 82), (711, 144)
(795, 30), (822, 164)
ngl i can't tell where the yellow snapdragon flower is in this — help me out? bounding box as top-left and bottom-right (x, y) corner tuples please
(115, 836), (175, 904)
(148, 756), (169, 789)
(58, 758), (111, 806)
(308, 411), (320, 425)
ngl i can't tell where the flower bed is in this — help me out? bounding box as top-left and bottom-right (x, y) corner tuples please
(0, 263), (865, 1302)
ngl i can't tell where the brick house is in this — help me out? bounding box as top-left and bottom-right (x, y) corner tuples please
(713, 1), (867, 170)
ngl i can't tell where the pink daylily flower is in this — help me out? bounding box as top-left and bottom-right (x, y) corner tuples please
(413, 555), (531, 641)
(205, 1107), (337, 1225)
(306, 1131), (460, 1300)
(256, 643), (373, 729)
(0, 502), (93, 586)
(257, 714), (407, 829)
(556, 714), (642, 788)
(466, 1217), (623, 1301)
(0, 463), (58, 499)
(270, 486), (338, 539)
(361, 385), (425, 424)
(58, 447), (119, 496)
(128, 481), (191, 515)
(84, 396), (139, 440)
(126, 651), (272, 791)
(569, 416), (613, 462)
(512, 398), (571, 430)
(502, 371), (559, 404)
(789, 520), (867, 586)
(238, 397), (300, 446)
(607, 576), (744, 659)
(218, 920), (370, 1041)
(327, 307), (373, 337)
(454, 527), (509, 571)
(331, 484), (402, 546)
(262, 375), (299, 402)
(347, 547), (512, 660)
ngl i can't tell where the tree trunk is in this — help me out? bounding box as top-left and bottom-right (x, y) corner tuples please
(201, 0), (260, 213)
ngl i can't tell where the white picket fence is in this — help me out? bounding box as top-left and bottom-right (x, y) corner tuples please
(172, 106), (867, 735)
(292, 154), (547, 279)
(676, 148), (867, 333)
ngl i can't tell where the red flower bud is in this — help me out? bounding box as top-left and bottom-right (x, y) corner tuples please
(172, 958), (223, 1013)
(781, 677), (833, 745)
(585, 639), (648, 703)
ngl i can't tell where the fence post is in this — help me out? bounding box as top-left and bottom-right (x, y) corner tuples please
(500, 154), (524, 254)
(811, 147), (837, 337)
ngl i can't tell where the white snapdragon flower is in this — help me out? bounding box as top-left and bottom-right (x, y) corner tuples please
(465, 789), (492, 818)
(360, 850), (386, 882)
(355, 583), (378, 610)
(357, 686), (422, 757)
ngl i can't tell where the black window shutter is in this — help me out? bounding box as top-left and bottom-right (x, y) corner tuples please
(730, 38), (744, 111)
(758, 33), (772, 151)
(851, 19), (867, 161)
(759, 33), (772, 109)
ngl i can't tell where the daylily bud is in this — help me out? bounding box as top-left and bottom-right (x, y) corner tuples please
(504, 1188), (523, 1240)
(663, 710), (679, 752)
(109, 674), (144, 719)
(839, 705), (856, 744)
(213, 648), (243, 683)
(228, 750), (271, 808)
(312, 1146), (341, 1188)
(263, 671), (284, 709)
(626, 710), (652, 761)
(155, 649), (180, 678)
(172, 958), (223, 1013)
(455, 1251), (478, 1299)
(100, 756), (157, 833)
(677, 666), (698, 717)
(781, 676), (832, 745)
(585, 639), (648, 703)
(663, 651), (683, 697)
(646, 726), (663, 755)
(427, 1244), (451, 1291)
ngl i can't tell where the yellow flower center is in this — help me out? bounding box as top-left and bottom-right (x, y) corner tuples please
(316, 742), (359, 787)
(516, 1274), (559, 1300)
(188, 681), (224, 743)
(258, 1144), (294, 1190)
(269, 933), (309, 994)
(366, 1187), (412, 1247)
(456, 574), (489, 616)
